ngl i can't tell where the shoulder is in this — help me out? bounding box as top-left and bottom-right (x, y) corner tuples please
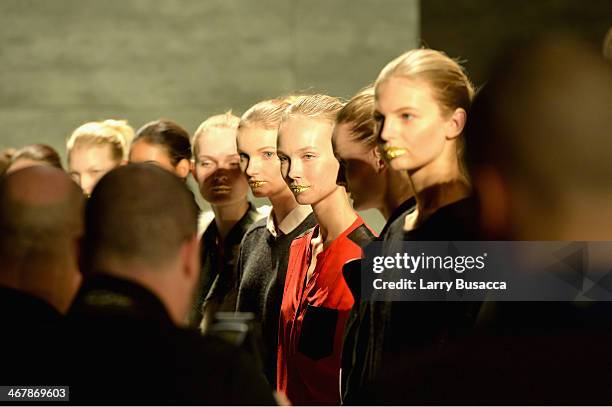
(197, 210), (216, 239)
(293, 225), (316, 243)
(347, 223), (377, 248)
(242, 217), (268, 240)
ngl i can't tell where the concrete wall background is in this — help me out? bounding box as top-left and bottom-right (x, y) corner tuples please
(0, 0), (419, 231)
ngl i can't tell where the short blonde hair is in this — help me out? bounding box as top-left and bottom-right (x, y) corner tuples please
(281, 94), (345, 125)
(335, 85), (376, 148)
(192, 111), (240, 158)
(239, 99), (291, 131)
(375, 48), (474, 117)
(67, 119), (134, 162)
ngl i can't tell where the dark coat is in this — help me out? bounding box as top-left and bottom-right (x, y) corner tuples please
(67, 274), (276, 405)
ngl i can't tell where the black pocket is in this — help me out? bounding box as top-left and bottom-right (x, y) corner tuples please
(298, 304), (338, 360)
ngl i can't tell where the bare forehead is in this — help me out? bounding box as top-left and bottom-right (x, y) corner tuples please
(198, 127), (238, 154)
(278, 116), (334, 149)
(375, 77), (437, 112)
(237, 126), (278, 147)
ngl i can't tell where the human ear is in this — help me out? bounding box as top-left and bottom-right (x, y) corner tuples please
(180, 235), (200, 283)
(175, 158), (191, 179)
(372, 147), (386, 173)
(446, 107), (467, 140)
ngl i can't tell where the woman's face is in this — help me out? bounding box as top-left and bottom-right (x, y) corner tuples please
(332, 122), (385, 211)
(237, 125), (288, 198)
(277, 116), (340, 206)
(129, 140), (189, 179)
(68, 143), (121, 196)
(375, 77), (452, 172)
(192, 128), (249, 207)
(129, 140), (175, 172)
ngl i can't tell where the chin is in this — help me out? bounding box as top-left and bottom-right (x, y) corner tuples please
(251, 188), (267, 198)
(295, 192), (314, 205)
(389, 156), (411, 172)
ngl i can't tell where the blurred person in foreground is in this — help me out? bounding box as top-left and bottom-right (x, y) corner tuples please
(67, 163), (276, 405)
(0, 166), (84, 384)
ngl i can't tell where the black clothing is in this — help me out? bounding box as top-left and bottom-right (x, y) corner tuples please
(378, 196), (416, 240)
(0, 285), (65, 385)
(235, 212), (317, 387)
(366, 301), (612, 405)
(191, 202), (261, 326)
(67, 274), (276, 405)
(342, 197), (482, 404)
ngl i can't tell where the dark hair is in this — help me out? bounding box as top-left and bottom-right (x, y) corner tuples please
(12, 144), (63, 170)
(133, 119), (191, 166)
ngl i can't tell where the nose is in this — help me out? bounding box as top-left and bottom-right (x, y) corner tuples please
(81, 175), (94, 196)
(213, 168), (229, 182)
(377, 116), (391, 142)
(245, 157), (260, 178)
(287, 159), (302, 183)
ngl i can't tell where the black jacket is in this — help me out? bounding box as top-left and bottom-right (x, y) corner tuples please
(67, 274), (276, 405)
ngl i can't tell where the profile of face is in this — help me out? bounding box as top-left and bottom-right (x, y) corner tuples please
(192, 128), (249, 206)
(237, 125), (288, 198)
(375, 77), (458, 172)
(277, 116), (340, 206)
(129, 140), (190, 179)
(68, 144), (121, 196)
(332, 123), (386, 211)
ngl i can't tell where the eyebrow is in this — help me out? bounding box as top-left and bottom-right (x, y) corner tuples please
(258, 146), (276, 151)
(297, 146), (318, 153)
(392, 106), (418, 113)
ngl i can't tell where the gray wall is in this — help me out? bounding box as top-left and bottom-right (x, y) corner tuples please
(0, 0), (419, 232)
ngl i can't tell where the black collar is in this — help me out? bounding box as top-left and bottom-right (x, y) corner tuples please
(0, 285), (62, 323)
(69, 273), (175, 327)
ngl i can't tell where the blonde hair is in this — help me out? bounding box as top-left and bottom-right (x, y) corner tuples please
(192, 111), (240, 158)
(67, 119), (134, 162)
(281, 94), (345, 125)
(239, 99), (291, 131)
(335, 85), (376, 148)
(375, 48), (474, 117)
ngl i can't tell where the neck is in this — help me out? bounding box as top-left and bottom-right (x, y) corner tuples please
(312, 187), (357, 245)
(100, 260), (189, 327)
(212, 199), (249, 240)
(269, 187), (299, 225)
(408, 150), (470, 225)
(379, 169), (414, 220)
(0, 253), (76, 314)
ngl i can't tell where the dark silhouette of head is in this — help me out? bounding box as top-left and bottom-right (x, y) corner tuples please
(82, 163), (200, 325)
(465, 37), (612, 239)
(0, 166), (84, 313)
